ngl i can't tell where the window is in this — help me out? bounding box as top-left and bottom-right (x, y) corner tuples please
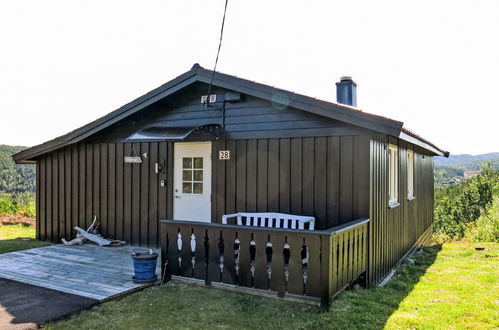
(182, 157), (203, 194)
(388, 144), (398, 205)
(407, 149), (414, 199)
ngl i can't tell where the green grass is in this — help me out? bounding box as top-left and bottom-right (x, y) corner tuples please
(0, 223), (35, 239)
(46, 241), (498, 330)
(0, 224), (51, 254)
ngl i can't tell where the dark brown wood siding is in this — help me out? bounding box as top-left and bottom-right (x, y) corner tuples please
(368, 135), (434, 287)
(36, 136), (371, 244)
(212, 136), (370, 230)
(36, 142), (172, 247)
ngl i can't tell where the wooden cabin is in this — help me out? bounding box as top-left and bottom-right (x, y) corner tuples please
(13, 64), (448, 308)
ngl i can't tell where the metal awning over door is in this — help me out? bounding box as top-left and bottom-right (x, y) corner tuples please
(126, 125), (220, 142)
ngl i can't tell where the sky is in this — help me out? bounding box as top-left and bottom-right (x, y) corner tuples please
(1, 0), (498, 155)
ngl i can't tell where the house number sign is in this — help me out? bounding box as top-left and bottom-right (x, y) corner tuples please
(219, 150), (230, 160)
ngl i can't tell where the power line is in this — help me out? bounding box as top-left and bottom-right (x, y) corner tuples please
(206, 0), (229, 102)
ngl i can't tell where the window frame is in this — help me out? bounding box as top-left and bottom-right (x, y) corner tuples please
(388, 144), (399, 206)
(407, 149), (415, 200)
(181, 157), (204, 195)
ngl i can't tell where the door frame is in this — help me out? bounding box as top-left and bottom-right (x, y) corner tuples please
(172, 141), (212, 222)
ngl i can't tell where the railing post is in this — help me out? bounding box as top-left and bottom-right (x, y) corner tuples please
(160, 222), (171, 283)
(320, 232), (334, 310)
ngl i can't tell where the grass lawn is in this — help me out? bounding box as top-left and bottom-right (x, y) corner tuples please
(0, 224), (52, 254)
(45, 241), (498, 330)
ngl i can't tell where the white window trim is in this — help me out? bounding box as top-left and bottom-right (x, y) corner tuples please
(388, 144), (399, 206)
(407, 149), (414, 199)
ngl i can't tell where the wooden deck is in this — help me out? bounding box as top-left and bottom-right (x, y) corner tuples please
(0, 244), (159, 301)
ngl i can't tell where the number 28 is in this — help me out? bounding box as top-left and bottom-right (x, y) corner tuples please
(219, 150), (230, 160)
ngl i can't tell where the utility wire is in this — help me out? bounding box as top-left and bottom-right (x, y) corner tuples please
(206, 0), (229, 103)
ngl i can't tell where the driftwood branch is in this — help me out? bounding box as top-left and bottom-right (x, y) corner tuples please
(74, 226), (112, 246)
(61, 237), (84, 246)
(62, 215), (126, 247)
(87, 216), (99, 234)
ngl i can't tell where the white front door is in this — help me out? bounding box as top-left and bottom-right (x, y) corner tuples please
(173, 142), (212, 222)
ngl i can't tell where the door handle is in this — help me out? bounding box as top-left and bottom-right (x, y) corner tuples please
(175, 195), (181, 198)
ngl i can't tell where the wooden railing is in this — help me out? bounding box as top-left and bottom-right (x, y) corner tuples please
(160, 218), (369, 308)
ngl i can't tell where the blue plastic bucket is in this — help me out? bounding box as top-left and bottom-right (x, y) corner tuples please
(132, 253), (158, 283)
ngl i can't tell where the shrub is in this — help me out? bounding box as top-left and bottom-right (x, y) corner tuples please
(0, 191), (35, 217)
(465, 197), (499, 242)
(0, 192), (16, 215)
(14, 192), (36, 217)
(433, 162), (498, 241)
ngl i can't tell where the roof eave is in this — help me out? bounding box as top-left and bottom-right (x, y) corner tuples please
(194, 68), (404, 137)
(13, 64), (445, 162)
(398, 130), (449, 157)
(13, 68), (200, 162)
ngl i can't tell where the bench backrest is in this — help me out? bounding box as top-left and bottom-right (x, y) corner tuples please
(222, 212), (315, 230)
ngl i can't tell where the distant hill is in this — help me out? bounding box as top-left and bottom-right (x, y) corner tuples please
(434, 152), (499, 187)
(0, 145), (35, 195)
(435, 152), (499, 167)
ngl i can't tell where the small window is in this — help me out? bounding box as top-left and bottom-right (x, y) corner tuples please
(200, 95), (217, 104)
(407, 149), (414, 199)
(388, 144), (398, 205)
(182, 157), (203, 194)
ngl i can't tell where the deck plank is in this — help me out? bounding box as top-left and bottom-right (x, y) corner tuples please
(0, 244), (158, 301)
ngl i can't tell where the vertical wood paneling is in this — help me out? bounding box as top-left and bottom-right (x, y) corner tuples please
(225, 140), (237, 215)
(257, 139), (268, 212)
(157, 142), (167, 222)
(140, 142), (149, 246)
(52, 152), (59, 242)
(115, 143), (124, 241)
(123, 143), (132, 243)
(357, 136), (370, 219)
(71, 147), (78, 235)
(108, 144), (116, 239)
(93, 145), (100, 233)
(58, 151), (65, 241)
(166, 142), (174, 220)
(100, 144), (108, 237)
(34, 135), (402, 254)
(215, 140), (226, 221)
(368, 136), (434, 287)
(64, 149), (72, 240)
(302, 137), (314, 216)
(85, 145), (93, 229)
(326, 137), (340, 228)
(314, 137), (327, 230)
(290, 138), (303, 215)
(236, 140), (247, 212)
(131, 143), (141, 245)
(212, 137), (370, 230)
(340, 136), (353, 224)
(39, 156), (46, 241)
(267, 139), (279, 212)
(36, 160), (41, 240)
(149, 143), (159, 246)
(46, 154), (53, 241)
(246, 140), (257, 212)
(279, 139), (290, 214)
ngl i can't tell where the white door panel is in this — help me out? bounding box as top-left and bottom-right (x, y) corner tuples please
(173, 142), (212, 222)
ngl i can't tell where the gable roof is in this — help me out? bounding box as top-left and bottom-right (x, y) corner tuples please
(13, 63), (448, 163)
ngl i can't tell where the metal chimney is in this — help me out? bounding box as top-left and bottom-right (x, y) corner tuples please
(336, 76), (357, 107)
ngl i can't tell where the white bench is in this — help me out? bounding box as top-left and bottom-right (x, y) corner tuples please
(222, 212), (315, 230)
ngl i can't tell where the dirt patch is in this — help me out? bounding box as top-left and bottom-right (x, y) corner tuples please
(0, 215), (35, 227)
